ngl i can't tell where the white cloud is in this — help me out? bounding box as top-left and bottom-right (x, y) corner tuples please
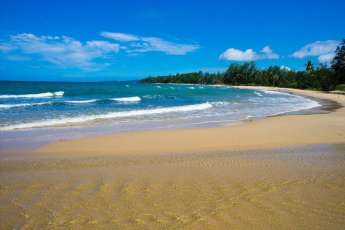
(133, 37), (199, 55)
(100, 32), (139, 42)
(219, 48), (256, 61)
(318, 53), (335, 63)
(101, 32), (199, 55)
(261, 46), (279, 59)
(292, 40), (339, 63)
(280, 65), (291, 71)
(85, 40), (120, 52)
(219, 46), (279, 61)
(1, 32), (199, 70)
(0, 33), (120, 69)
(0, 44), (13, 52)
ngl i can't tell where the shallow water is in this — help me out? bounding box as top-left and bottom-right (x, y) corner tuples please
(0, 81), (321, 151)
(0, 81), (319, 131)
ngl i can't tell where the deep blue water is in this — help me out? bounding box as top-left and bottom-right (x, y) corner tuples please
(0, 81), (320, 131)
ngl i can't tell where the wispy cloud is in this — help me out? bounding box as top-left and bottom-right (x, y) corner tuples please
(0, 32), (199, 70)
(131, 37), (199, 55)
(100, 32), (139, 42)
(0, 33), (120, 70)
(219, 46), (279, 61)
(0, 44), (13, 52)
(101, 31), (199, 55)
(292, 40), (339, 63)
(260, 46), (279, 59)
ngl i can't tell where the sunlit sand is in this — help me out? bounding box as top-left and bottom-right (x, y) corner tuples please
(1, 88), (345, 229)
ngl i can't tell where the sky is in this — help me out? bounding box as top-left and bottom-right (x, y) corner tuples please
(0, 0), (344, 81)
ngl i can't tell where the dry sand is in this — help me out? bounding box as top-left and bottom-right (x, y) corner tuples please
(1, 87), (345, 229)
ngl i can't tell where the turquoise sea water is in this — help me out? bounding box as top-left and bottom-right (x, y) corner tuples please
(0, 81), (322, 151)
(0, 81), (320, 131)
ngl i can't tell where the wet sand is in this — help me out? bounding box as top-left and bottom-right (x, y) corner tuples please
(35, 88), (345, 157)
(1, 88), (345, 229)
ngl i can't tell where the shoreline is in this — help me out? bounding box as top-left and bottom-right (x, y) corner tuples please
(33, 86), (345, 157)
(233, 86), (342, 115)
(2, 86), (345, 229)
(0, 85), (333, 156)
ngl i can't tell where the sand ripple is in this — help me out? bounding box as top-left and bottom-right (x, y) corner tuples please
(1, 144), (345, 229)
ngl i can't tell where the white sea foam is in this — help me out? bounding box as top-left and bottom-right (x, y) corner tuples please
(142, 95), (163, 99)
(262, 90), (290, 96)
(65, 99), (98, 104)
(54, 91), (64, 97)
(254, 91), (263, 97)
(188, 86), (195, 89)
(273, 98), (321, 115)
(0, 102), (213, 130)
(211, 101), (230, 106)
(0, 91), (64, 99)
(111, 96), (141, 102)
(0, 102), (52, 109)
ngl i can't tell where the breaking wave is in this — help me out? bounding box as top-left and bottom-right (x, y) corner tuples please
(65, 99), (98, 104)
(0, 102), (212, 130)
(0, 91), (64, 99)
(0, 102), (53, 109)
(111, 96), (141, 103)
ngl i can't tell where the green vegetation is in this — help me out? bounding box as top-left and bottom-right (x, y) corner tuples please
(335, 84), (345, 91)
(141, 39), (345, 91)
(332, 39), (345, 86)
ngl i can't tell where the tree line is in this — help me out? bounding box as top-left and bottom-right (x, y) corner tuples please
(141, 39), (345, 91)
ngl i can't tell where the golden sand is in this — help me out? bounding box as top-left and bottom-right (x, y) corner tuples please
(1, 88), (345, 229)
(36, 88), (345, 157)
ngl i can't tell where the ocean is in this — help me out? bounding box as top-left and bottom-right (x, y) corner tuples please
(0, 81), (320, 150)
(0, 81), (321, 131)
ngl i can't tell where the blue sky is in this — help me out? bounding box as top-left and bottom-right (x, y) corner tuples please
(0, 0), (344, 81)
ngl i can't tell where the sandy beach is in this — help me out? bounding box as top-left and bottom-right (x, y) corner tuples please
(1, 87), (345, 229)
(36, 87), (345, 157)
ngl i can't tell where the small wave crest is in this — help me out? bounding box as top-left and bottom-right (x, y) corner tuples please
(0, 102), (212, 130)
(0, 102), (52, 109)
(0, 91), (64, 99)
(142, 95), (162, 99)
(254, 91), (263, 97)
(211, 101), (230, 106)
(0, 96), (142, 109)
(65, 99), (98, 104)
(262, 90), (289, 96)
(111, 96), (141, 103)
